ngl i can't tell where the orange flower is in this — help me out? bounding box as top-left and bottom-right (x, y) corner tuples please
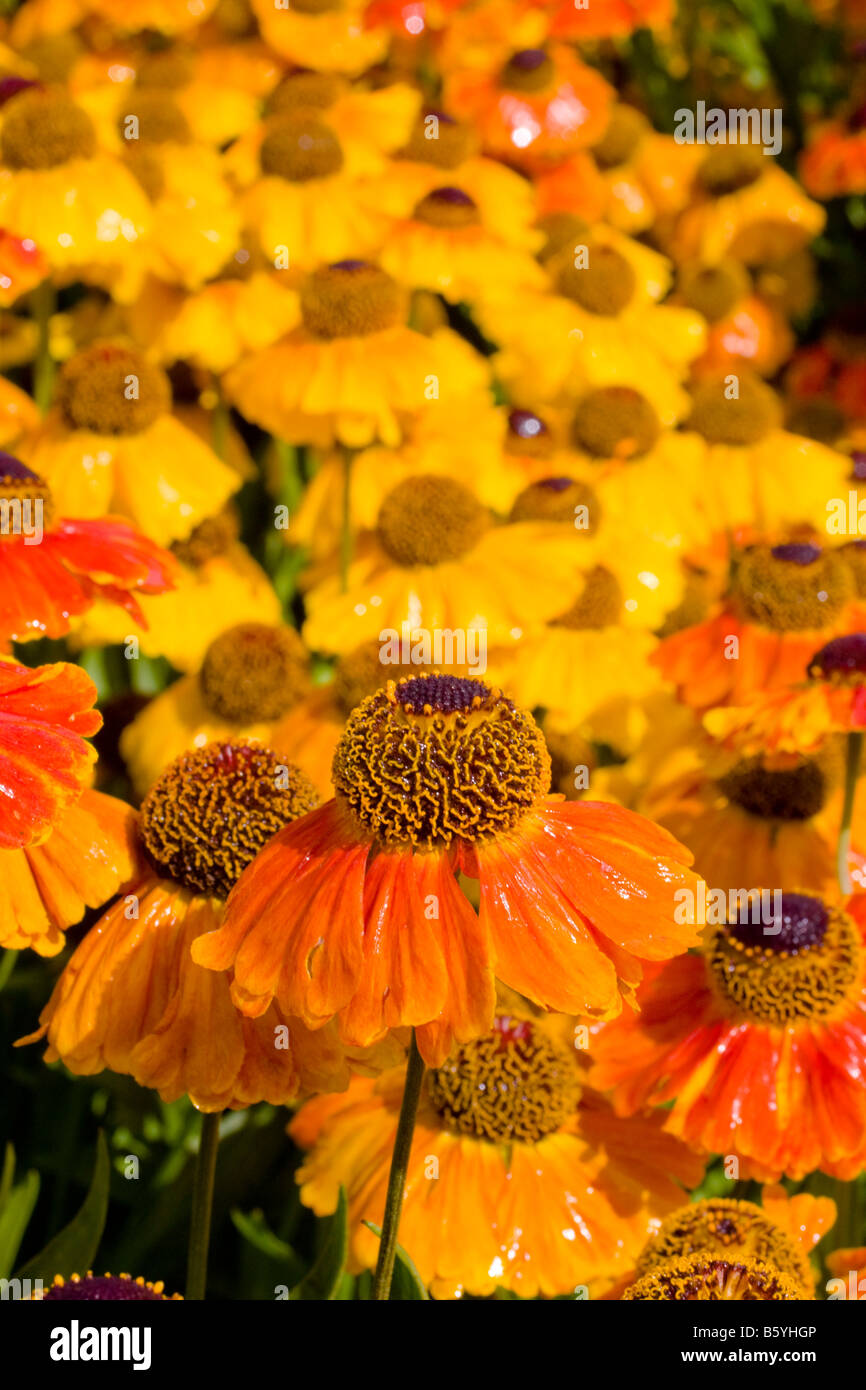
(0, 227), (47, 306)
(192, 674), (702, 1067)
(0, 788), (137, 956)
(588, 890), (866, 1180)
(21, 741), (394, 1111)
(654, 541), (866, 710)
(290, 1005), (703, 1298)
(0, 658), (100, 850)
(800, 112), (866, 199)
(0, 453), (177, 643)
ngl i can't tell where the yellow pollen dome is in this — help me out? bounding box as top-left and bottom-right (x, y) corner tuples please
(259, 113), (344, 182)
(688, 373), (783, 444)
(428, 1016), (581, 1144)
(376, 474), (488, 567)
(1, 87), (97, 170)
(509, 475), (602, 534)
(332, 675), (551, 847)
(56, 344), (172, 436)
(677, 259), (751, 322)
(707, 892), (863, 1027)
(635, 1199), (813, 1293)
(300, 262), (406, 339)
(199, 622), (310, 723)
(732, 542), (853, 630)
(572, 386), (661, 459)
(139, 740), (319, 900)
(697, 143), (767, 196)
(399, 111), (478, 170)
(592, 104), (648, 168)
(118, 92), (192, 145)
(554, 243), (637, 315)
(623, 1253), (802, 1300)
(552, 566), (623, 630)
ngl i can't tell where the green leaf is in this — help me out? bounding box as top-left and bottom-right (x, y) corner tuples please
(231, 1209), (303, 1272)
(363, 1222), (430, 1300)
(290, 1188), (348, 1300)
(14, 1131), (110, 1284)
(0, 1147), (40, 1278)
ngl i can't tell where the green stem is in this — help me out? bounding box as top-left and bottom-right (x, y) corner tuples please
(185, 1111), (221, 1301)
(837, 731), (863, 895)
(32, 279), (56, 415)
(372, 1033), (425, 1301)
(340, 446), (353, 594)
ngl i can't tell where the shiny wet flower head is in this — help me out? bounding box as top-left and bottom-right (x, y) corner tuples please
(509, 475), (602, 534)
(708, 891), (863, 1027)
(260, 114), (344, 181)
(332, 675), (551, 848)
(140, 740), (319, 900)
(39, 1272), (181, 1301)
(635, 1199), (811, 1291)
(809, 632), (866, 684)
(688, 373), (782, 445)
(198, 622), (310, 723)
(572, 386), (660, 460)
(56, 345), (172, 436)
(376, 474), (488, 566)
(623, 1253), (802, 1301)
(300, 262), (406, 339)
(429, 1015), (581, 1144)
(0, 453), (53, 533)
(412, 187), (481, 229)
(1, 86), (96, 169)
(732, 542), (854, 630)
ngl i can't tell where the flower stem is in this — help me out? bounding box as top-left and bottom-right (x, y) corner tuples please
(185, 1111), (221, 1301)
(372, 1032), (425, 1301)
(32, 279), (56, 415)
(837, 731), (863, 895)
(340, 446), (353, 594)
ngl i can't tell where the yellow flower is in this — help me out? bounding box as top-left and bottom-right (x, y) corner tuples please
(249, 0), (390, 77)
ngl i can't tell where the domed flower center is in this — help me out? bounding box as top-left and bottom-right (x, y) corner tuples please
(688, 373), (782, 444)
(731, 543), (853, 631)
(572, 386), (660, 459)
(0, 77), (40, 107)
(592, 103), (647, 168)
(624, 1254), (801, 1301)
(536, 212), (591, 265)
(268, 71), (346, 114)
(400, 111), (477, 169)
(808, 632), (866, 683)
(259, 114), (344, 181)
(718, 751), (837, 821)
(171, 508), (239, 567)
(636, 1200), (810, 1292)
(57, 345), (172, 436)
(119, 93), (191, 144)
(135, 49), (195, 89)
(840, 539), (866, 597)
(377, 475), (488, 567)
(290, 0), (342, 12)
(678, 259), (750, 322)
(300, 261), (405, 339)
(140, 740), (319, 899)
(1, 88), (96, 169)
(428, 1016), (580, 1143)
(332, 676), (551, 847)
(554, 244), (637, 315)
(504, 408), (554, 458)
(500, 48), (554, 93)
(509, 475), (602, 534)
(697, 144), (766, 195)
(0, 453), (54, 537)
(412, 186), (481, 229)
(707, 894), (862, 1026)
(199, 622), (310, 723)
(552, 565), (623, 630)
(41, 1273), (174, 1301)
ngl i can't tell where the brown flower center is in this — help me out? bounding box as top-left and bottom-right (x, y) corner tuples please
(377, 475), (488, 567)
(0, 454), (54, 539)
(170, 508), (239, 567)
(572, 386), (660, 459)
(688, 374), (782, 445)
(268, 72), (346, 114)
(697, 144), (766, 196)
(636, 1199), (812, 1293)
(199, 623), (310, 723)
(118, 93), (192, 145)
(399, 111), (477, 169)
(554, 244), (637, 316)
(678, 259), (751, 322)
(592, 103), (647, 168)
(732, 543), (853, 631)
(553, 565), (623, 630)
(332, 676), (551, 847)
(57, 345), (172, 436)
(718, 750), (838, 821)
(509, 476), (602, 534)
(139, 740), (319, 899)
(500, 49), (554, 93)
(412, 186), (481, 229)
(259, 114), (344, 181)
(624, 1254), (802, 1301)
(428, 1016), (581, 1144)
(300, 261), (405, 339)
(1, 88), (96, 169)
